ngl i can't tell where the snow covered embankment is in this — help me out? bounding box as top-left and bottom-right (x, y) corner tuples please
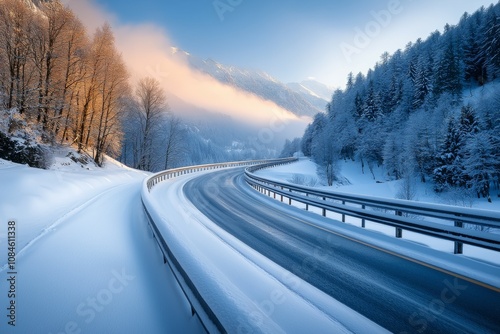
(0, 158), (146, 266)
(142, 167), (388, 334)
(0, 158), (205, 333)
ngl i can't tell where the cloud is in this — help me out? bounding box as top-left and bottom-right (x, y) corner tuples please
(65, 0), (114, 34)
(116, 24), (300, 126)
(67, 0), (308, 131)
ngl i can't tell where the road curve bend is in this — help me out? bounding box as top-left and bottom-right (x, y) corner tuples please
(184, 167), (500, 334)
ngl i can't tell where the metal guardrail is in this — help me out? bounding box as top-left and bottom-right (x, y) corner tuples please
(146, 158), (297, 192)
(142, 200), (224, 333)
(141, 158), (296, 334)
(245, 161), (500, 255)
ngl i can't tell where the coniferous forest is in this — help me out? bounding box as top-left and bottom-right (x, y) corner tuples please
(300, 3), (500, 200)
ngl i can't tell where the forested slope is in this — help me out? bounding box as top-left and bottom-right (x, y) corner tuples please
(301, 3), (500, 199)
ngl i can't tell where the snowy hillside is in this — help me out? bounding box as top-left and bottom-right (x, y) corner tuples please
(171, 48), (328, 117)
(301, 3), (500, 204)
(0, 157), (207, 333)
(287, 79), (334, 110)
(296, 79), (334, 101)
(286, 81), (330, 113)
(259, 158), (500, 212)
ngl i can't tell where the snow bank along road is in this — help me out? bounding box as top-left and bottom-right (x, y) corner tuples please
(182, 167), (500, 333)
(0, 163), (204, 333)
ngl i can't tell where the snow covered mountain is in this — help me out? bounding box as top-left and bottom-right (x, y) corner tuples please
(171, 48), (330, 117)
(287, 80), (333, 112)
(287, 80), (333, 101)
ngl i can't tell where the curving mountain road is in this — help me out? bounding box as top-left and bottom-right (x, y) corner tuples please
(184, 168), (500, 334)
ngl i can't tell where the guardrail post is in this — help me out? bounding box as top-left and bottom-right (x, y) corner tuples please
(395, 211), (403, 238)
(322, 197), (326, 216)
(361, 205), (365, 228)
(395, 228), (403, 238)
(342, 201), (346, 223)
(454, 221), (464, 254)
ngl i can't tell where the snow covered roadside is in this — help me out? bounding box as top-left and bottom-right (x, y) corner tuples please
(255, 158), (500, 211)
(252, 159), (500, 288)
(144, 168), (389, 334)
(0, 158), (204, 333)
(0, 157), (147, 266)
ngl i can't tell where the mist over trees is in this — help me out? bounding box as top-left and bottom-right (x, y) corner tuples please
(0, 0), (276, 172)
(120, 77), (194, 172)
(279, 138), (301, 158)
(302, 3), (500, 199)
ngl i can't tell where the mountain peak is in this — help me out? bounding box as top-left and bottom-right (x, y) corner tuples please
(165, 46), (329, 117)
(288, 80), (333, 101)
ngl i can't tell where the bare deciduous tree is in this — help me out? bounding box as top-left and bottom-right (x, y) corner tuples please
(0, 0), (36, 114)
(134, 77), (168, 170)
(163, 116), (184, 170)
(0, 1), (130, 167)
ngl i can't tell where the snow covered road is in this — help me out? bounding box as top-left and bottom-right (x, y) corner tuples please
(0, 162), (204, 333)
(183, 168), (500, 333)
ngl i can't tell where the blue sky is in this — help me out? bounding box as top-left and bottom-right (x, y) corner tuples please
(93, 0), (497, 88)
